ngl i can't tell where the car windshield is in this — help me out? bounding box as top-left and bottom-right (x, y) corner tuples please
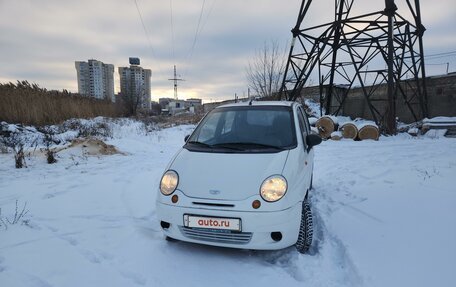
(185, 105), (296, 153)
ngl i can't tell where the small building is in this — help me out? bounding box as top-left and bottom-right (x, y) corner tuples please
(186, 98), (202, 107)
(168, 99), (187, 115)
(159, 97), (204, 115)
(159, 98), (174, 109)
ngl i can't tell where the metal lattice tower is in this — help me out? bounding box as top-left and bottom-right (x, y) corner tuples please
(279, 0), (428, 134)
(168, 65), (184, 100)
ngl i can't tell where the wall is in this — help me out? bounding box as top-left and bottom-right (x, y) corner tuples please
(301, 73), (456, 123)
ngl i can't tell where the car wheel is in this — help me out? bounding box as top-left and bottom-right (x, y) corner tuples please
(295, 199), (313, 254)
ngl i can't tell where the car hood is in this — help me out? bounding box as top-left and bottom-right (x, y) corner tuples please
(169, 149), (290, 201)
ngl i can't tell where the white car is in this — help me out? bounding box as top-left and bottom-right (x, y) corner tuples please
(156, 101), (322, 253)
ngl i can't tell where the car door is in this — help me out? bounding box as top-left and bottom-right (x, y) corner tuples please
(296, 105), (313, 191)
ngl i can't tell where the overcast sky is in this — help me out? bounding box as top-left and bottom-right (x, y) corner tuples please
(0, 0), (455, 103)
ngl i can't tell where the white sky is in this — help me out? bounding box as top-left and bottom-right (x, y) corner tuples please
(0, 0), (455, 103)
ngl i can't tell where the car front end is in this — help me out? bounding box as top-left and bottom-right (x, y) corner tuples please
(155, 102), (313, 251)
(156, 177), (303, 250)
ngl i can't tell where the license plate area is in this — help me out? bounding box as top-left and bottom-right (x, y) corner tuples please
(184, 214), (241, 232)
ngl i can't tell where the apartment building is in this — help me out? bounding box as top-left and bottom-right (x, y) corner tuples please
(118, 58), (151, 110)
(75, 59), (114, 102)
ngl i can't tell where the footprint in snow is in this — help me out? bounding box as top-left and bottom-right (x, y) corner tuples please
(120, 270), (147, 286)
(59, 234), (79, 246)
(99, 251), (114, 261)
(0, 256), (5, 272)
(25, 273), (54, 287)
(80, 249), (101, 264)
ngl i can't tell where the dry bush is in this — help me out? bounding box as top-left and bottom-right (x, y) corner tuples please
(0, 200), (29, 230)
(62, 119), (113, 138)
(0, 131), (28, 168)
(0, 81), (122, 126)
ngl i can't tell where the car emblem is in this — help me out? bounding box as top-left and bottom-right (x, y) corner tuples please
(209, 189), (221, 195)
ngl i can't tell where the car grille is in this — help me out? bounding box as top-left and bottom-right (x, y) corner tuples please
(192, 202), (235, 208)
(179, 227), (252, 245)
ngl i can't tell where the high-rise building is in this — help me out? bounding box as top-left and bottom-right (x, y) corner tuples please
(75, 59), (115, 102)
(118, 58), (151, 110)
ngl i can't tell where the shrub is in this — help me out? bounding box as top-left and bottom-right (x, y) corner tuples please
(0, 200), (29, 230)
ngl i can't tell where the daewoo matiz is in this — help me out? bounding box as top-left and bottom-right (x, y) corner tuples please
(156, 101), (322, 253)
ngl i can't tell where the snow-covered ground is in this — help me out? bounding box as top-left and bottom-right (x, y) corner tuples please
(1, 122), (455, 287)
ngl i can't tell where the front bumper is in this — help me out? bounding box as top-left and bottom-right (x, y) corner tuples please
(156, 199), (302, 250)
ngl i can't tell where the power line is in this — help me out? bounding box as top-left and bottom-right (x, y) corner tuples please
(424, 52), (456, 61)
(425, 63), (449, 65)
(132, 0), (164, 77)
(425, 55), (456, 61)
(425, 50), (456, 58)
(188, 0), (207, 61)
(133, 0), (157, 58)
(200, 0), (217, 36)
(184, 0), (217, 77)
(169, 0), (176, 62)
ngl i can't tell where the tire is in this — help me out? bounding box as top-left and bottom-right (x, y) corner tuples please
(295, 199), (313, 254)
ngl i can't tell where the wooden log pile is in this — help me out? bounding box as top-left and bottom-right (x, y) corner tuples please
(339, 122), (358, 140)
(357, 123), (380, 140)
(422, 117), (456, 138)
(315, 116), (339, 139)
(312, 116), (379, 141)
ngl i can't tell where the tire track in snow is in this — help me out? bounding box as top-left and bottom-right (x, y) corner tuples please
(310, 186), (364, 286)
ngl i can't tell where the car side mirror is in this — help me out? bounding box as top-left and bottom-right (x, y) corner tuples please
(306, 134), (322, 152)
(184, 135), (190, 142)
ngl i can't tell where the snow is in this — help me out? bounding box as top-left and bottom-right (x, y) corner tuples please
(1, 120), (456, 287)
(304, 99), (323, 117)
(308, 117), (318, 126)
(407, 127), (419, 135)
(423, 116), (456, 123)
(356, 121), (378, 130)
(320, 115), (339, 125)
(423, 129), (448, 139)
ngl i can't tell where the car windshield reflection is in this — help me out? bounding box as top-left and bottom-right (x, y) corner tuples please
(185, 106), (297, 153)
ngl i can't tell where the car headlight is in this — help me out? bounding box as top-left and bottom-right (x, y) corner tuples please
(160, 170), (179, 195)
(260, 175), (287, 202)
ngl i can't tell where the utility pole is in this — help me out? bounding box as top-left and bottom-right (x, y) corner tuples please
(168, 65), (184, 100)
(385, 0), (397, 135)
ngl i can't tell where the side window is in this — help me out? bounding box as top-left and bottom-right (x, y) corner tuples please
(303, 110), (311, 133)
(296, 107), (308, 149)
(298, 107), (310, 134)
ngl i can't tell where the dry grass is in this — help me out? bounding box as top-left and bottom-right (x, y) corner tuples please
(0, 81), (122, 126)
(152, 113), (204, 128)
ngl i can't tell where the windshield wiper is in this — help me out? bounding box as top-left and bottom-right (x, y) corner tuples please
(186, 141), (213, 148)
(186, 141), (243, 151)
(210, 143), (245, 151)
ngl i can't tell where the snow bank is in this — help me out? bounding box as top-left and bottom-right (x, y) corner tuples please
(424, 129), (448, 139)
(304, 99), (323, 117)
(423, 116), (456, 123)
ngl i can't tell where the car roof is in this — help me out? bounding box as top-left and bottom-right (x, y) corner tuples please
(217, 100), (296, 109)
